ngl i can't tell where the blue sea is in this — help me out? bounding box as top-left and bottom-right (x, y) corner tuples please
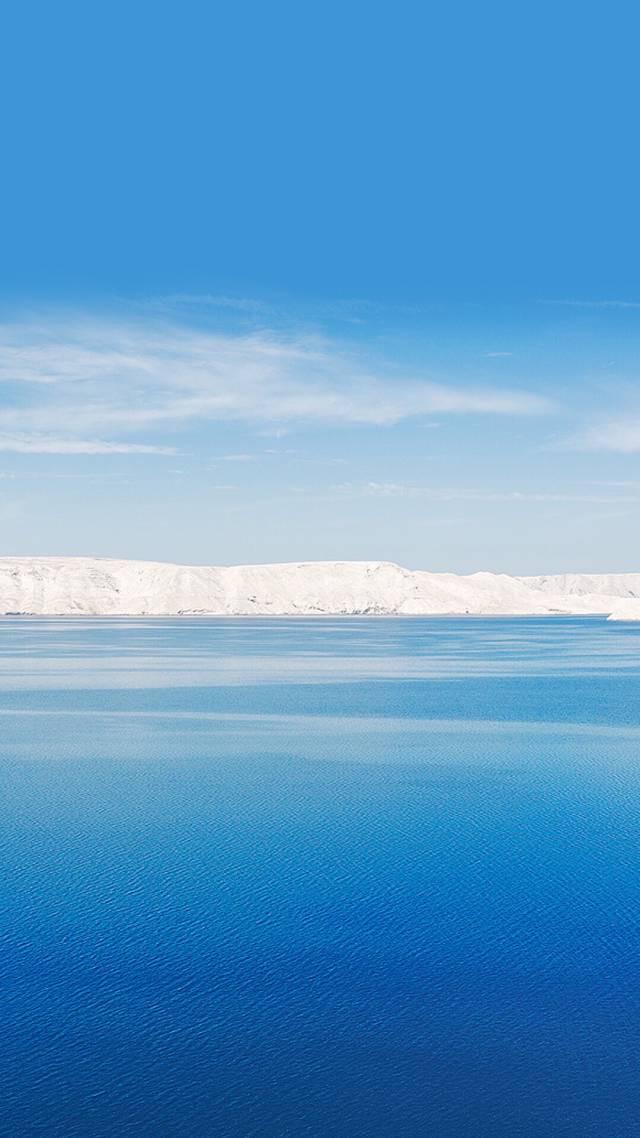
(2, 616), (640, 1137)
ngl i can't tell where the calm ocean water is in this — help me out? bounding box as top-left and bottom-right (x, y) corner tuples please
(2, 615), (640, 1137)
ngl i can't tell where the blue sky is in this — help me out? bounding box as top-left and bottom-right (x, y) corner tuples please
(2, 1), (640, 571)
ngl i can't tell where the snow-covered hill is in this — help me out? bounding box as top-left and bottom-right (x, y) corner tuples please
(1, 556), (639, 616)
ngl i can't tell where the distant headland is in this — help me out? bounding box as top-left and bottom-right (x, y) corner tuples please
(1, 556), (639, 619)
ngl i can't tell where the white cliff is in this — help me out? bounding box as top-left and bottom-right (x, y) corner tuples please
(0, 556), (639, 616)
(606, 599), (640, 622)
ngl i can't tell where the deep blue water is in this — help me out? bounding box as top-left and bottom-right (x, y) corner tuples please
(2, 616), (640, 1137)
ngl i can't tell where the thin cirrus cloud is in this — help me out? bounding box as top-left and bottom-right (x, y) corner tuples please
(547, 299), (640, 310)
(0, 314), (552, 452)
(568, 419), (640, 454)
(0, 435), (176, 455)
(332, 482), (640, 504)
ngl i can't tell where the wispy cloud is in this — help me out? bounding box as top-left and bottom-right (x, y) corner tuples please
(215, 453), (258, 463)
(546, 299), (640, 310)
(0, 434), (175, 455)
(0, 313), (553, 453)
(332, 481), (640, 505)
(567, 419), (640, 454)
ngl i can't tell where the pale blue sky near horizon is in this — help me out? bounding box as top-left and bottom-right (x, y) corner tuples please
(2, 1), (640, 573)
